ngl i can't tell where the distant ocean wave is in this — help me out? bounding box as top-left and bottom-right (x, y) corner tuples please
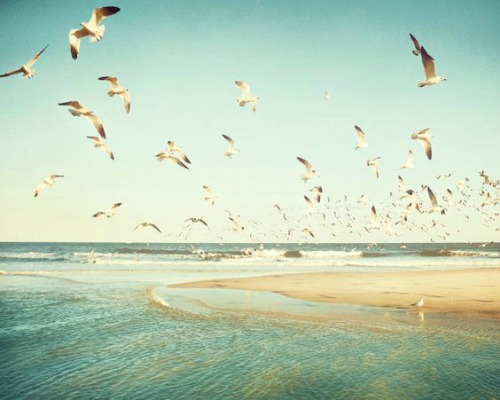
(418, 250), (499, 258)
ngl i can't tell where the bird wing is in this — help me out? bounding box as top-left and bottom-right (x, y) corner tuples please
(297, 157), (312, 172)
(304, 195), (313, 206)
(98, 76), (119, 86)
(235, 80), (251, 96)
(25, 44), (49, 68)
(354, 125), (365, 141)
(222, 134), (234, 146)
(119, 91), (131, 114)
(85, 113), (106, 139)
(169, 156), (189, 170)
(59, 100), (83, 109)
(409, 33), (420, 51)
(0, 67), (23, 78)
(34, 182), (46, 197)
(369, 163), (379, 178)
(111, 202), (122, 209)
(86, 136), (101, 145)
(103, 143), (114, 160)
(420, 138), (432, 160)
(92, 6), (121, 25)
(148, 223), (162, 233)
(408, 149), (414, 161)
(420, 47), (436, 79)
(93, 211), (107, 218)
(49, 174), (64, 179)
(427, 187), (438, 207)
(69, 28), (88, 60)
(371, 205), (377, 221)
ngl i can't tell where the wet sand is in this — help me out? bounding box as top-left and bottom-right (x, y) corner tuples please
(172, 268), (500, 319)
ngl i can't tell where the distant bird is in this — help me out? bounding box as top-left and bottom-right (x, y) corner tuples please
(156, 151), (189, 169)
(400, 150), (415, 169)
(34, 174), (64, 198)
(235, 80), (258, 112)
(98, 76), (130, 114)
(411, 128), (432, 160)
(409, 33), (421, 56)
(366, 157), (381, 178)
(357, 194), (368, 205)
(167, 141), (191, 165)
(86, 136), (114, 160)
(411, 295), (424, 307)
(59, 101), (106, 138)
(304, 195), (315, 214)
(222, 134), (239, 158)
(370, 205), (378, 222)
(302, 228), (315, 239)
(185, 217), (209, 227)
(202, 185), (216, 205)
(93, 202), (122, 218)
(398, 175), (405, 189)
(297, 157), (318, 182)
(69, 6), (121, 60)
(427, 187), (446, 214)
(310, 186), (323, 203)
(324, 91), (331, 100)
(418, 46), (446, 87)
(0, 45), (49, 79)
(354, 125), (368, 150)
(134, 222), (161, 233)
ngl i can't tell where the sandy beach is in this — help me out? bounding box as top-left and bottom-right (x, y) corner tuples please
(173, 268), (500, 319)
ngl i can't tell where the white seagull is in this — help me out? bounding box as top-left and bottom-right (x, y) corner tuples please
(93, 202), (122, 218)
(0, 45), (49, 79)
(297, 157), (318, 182)
(98, 76), (131, 114)
(427, 187), (446, 214)
(59, 101), (106, 139)
(411, 295), (424, 307)
(235, 80), (258, 112)
(310, 186), (323, 203)
(366, 157), (381, 179)
(222, 134), (239, 158)
(354, 125), (368, 150)
(400, 149), (415, 169)
(202, 185), (217, 205)
(167, 141), (191, 165)
(156, 151), (189, 170)
(34, 174), (64, 198)
(417, 46), (446, 87)
(411, 128), (432, 160)
(324, 91), (331, 100)
(69, 6), (121, 60)
(86, 136), (114, 160)
(409, 33), (421, 56)
(134, 222), (162, 233)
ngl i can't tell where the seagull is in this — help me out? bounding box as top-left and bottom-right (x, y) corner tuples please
(304, 195), (315, 214)
(98, 76), (130, 114)
(167, 141), (191, 165)
(427, 187), (446, 214)
(222, 134), (239, 158)
(69, 6), (121, 60)
(400, 150), (415, 169)
(235, 80), (258, 112)
(93, 202), (122, 218)
(134, 222), (161, 233)
(59, 101), (106, 138)
(0, 44), (49, 79)
(297, 157), (318, 182)
(302, 228), (315, 239)
(156, 151), (189, 169)
(86, 136), (114, 160)
(411, 128), (432, 160)
(366, 157), (381, 178)
(354, 125), (368, 150)
(411, 295), (424, 307)
(324, 91), (331, 100)
(417, 46), (446, 87)
(34, 174), (64, 198)
(398, 175), (405, 190)
(370, 205), (378, 222)
(202, 185), (216, 205)
(409, 33), (421, 56)
(310, 186), (323, 203)
(185, 217), (209, 227)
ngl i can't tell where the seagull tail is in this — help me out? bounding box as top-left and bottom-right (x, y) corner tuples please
(90, 25), (105, 43)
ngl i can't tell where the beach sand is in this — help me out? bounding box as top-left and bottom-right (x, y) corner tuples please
(172, 268), (500, 319)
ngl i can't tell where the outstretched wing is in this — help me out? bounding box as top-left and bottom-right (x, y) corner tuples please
(0, 67), (23, 78)
(420, 47), (436, 80)
(120, 91), (131, 114)
(59, 100), (83, 109)
(26, 44), (49, 68)
(91, 6), (121, 25)
(69, 28), (88, 60)
(98, 75), (119, 87)
(85, 113), (106, 139)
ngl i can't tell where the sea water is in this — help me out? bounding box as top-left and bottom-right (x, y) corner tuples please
(1, 242), (499, 399)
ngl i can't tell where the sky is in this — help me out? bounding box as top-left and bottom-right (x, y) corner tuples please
(0, 0), (499, 243)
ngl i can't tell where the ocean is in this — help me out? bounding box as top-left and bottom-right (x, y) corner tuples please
(1, 242), (499, 399)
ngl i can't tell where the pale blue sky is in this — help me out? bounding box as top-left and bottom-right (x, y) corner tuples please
(0, 0), (499, 242)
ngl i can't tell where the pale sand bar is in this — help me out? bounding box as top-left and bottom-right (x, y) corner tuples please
(173, 268), (500, 319)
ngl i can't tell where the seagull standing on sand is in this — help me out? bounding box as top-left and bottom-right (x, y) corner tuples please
(86, 136), (114, 160)
(133, 222), (162, 233)
(222, 134), (239, 158)
(417, 46), (446, 87)
(34, 174), (64, 198)
(59, 101), (106, 138)
(235, 80), (258, 112)
(297, 157), (318, 182)
(409, 33), (421, 56)
(98, 76), (131, 114)
(411, 295), (424, 307)
(366, 157), (381, 179)
(411, 128), (432, 160)
(354, 125), (368, 150)
(69, 6), (121, 60)
(0, 45), (49, 79)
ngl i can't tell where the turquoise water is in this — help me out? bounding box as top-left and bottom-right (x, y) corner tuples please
(1, 242), (499, 399)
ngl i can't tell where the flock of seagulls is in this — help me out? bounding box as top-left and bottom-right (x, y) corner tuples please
(2, 7), (497, 243)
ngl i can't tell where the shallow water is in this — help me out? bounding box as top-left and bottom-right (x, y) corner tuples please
(1, 242), (499, 399)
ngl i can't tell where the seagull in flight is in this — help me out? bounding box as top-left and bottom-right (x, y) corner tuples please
(185, 217), (209, 227)
(235, 80), (258, 112)
(324, 91), (331, 100)
(366, 157), (381, 179)
(409, 33), (421, 56)
(167, 141), (191, 165)
(427, 187), (446, 214)
(354, 125), (368, 150)
(400, 150), (415, 169)
(222, 134), (239, 158)
(134, 222), (162, 233)
(417, 46), (446, 87)
(86, 136), (114, 160)
(98, 76), (131, 114)
(156, 151), (189, 169)
(69, 6), (121, 60)
(202, 185), (217, 205)
(93, 202), (122, 218)
(34, 174), (64, 198)
(59, 101), (106, 139)
(411, 128), (432, 160)
(411, 295), (424, 307)
(0, 45), (49, 79)
(297, 157), (318, 182)
(310, 186), (323, 203)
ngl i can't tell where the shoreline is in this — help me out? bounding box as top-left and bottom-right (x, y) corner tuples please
(171, 268), (500, 319)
